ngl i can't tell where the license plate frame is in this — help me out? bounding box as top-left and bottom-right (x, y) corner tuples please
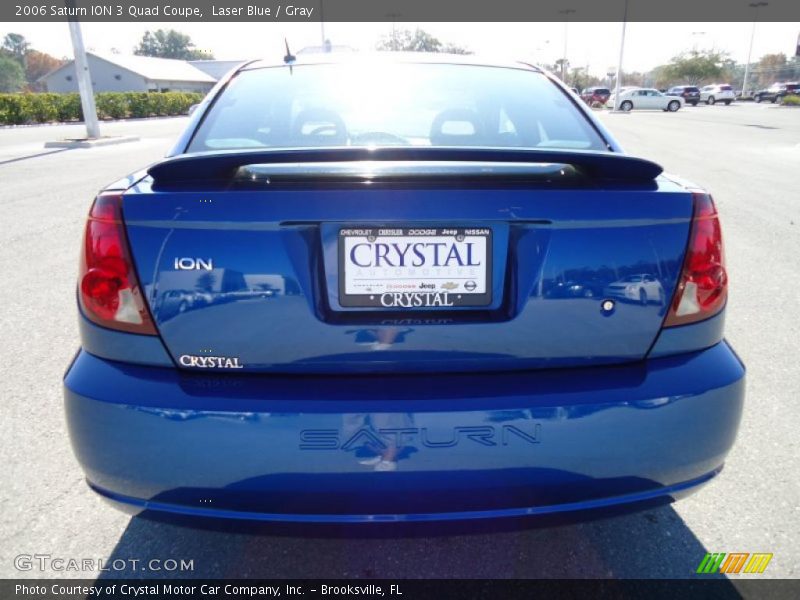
(337, 226), (492, 309)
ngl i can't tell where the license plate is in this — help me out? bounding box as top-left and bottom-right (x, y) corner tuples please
(338, 227), (492, 308)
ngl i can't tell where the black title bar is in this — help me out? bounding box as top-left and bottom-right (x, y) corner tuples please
(4, 0), (800, 22)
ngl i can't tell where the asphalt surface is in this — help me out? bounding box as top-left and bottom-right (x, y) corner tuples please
(0, 104), (798, 580)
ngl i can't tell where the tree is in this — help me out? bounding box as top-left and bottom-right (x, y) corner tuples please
(134, 29), (214, 60)
(621, 71), (648, 87)
(0, 54), (25, 92)
(661, 49), (730, 86)
(24, 50), (65, 91)
(649, 64), (672, 89)
(569, 67), (600, 92)
(554, 58), (569, 81)
(2, 33), (29, 64)
(441, 43), (471, 56)
(376, 28), (471, 54)
(720, 57), (742, 88)
(752, 53), (794, 88)
(196, 272), (217, 293)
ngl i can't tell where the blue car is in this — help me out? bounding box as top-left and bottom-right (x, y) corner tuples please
(64, 54), (744, 523)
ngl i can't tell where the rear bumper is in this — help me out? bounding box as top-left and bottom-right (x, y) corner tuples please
(64, 342), (745, 523)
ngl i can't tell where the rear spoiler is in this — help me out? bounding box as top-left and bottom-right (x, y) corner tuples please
(147, 147), (663, 186)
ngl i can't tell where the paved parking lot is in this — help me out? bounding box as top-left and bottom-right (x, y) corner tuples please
(1, 103), (798, 580)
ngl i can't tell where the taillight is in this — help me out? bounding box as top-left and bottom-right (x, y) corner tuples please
(664, 193), (727, 327)
(78, 193), (156, 334)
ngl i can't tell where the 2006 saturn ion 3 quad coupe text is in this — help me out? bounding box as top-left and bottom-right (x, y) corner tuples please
(64, 54), (744, 523)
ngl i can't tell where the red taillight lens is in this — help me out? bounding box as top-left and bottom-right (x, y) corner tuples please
(78, 193), (156, 334)
(664, 193), (727, 327)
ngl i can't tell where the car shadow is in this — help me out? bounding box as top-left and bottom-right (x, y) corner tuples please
(96, 504), (734, 580)
(0, 147), (70, 166)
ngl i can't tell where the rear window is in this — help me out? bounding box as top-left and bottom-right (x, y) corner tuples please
(786, 84), (800, 91)
(593, 88), (610, 95)
(686, 87), (699, 92)
(719, 85), (732, 91)
(188, 63), (607, 153)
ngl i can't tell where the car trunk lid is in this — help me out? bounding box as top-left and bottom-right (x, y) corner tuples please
(122, 151), (693, 374)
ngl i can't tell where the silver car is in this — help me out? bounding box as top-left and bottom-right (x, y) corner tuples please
(700, 84), (735, 105)
(604, 274), (666, 305)
(606, 88), (683, 112)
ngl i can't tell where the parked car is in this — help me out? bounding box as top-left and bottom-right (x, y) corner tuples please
(545, 278), (606, 299)
(580, 86), (611, 106)
(64, 54), (743, 523)
(666, 85), (701, 106)
(604, 274), (666, 305)
(700, 84), (735, 105)
(152, 289), (212, 319)
(753, 82), (800, 103)
(607, 88), (683, 111)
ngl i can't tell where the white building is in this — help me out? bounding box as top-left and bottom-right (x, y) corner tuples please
(41, 52), (216, 94)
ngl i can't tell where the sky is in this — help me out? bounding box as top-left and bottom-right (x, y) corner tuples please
(4, 21), (799, 77)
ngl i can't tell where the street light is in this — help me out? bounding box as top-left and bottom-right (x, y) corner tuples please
(691, 31), (707, 52)
(612, 0), (629, 111)
(319, 0), (326, 48)
(558, 8), (576, 82)
(67, 17), (100, 139)
(742, 1), (768, 98)
(386, 12), (401, 51)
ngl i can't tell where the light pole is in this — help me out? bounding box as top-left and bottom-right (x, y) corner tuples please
(533, 40), (551, 66)
(742, 2), (768, 98)
(386, 13), (401, 51)
(691, 31), (707, 52)
(612, 0), (629, 111)
(319, 0), (326, 48)
(558, 8), (576, 82)
(66, 14), (100, 138)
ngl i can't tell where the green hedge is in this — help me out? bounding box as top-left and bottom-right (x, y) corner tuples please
(780, 95), (800, 106)
(0, 91), (205, 125)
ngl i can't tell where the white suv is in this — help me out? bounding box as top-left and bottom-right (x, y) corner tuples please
(700, 84), (735, 105)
